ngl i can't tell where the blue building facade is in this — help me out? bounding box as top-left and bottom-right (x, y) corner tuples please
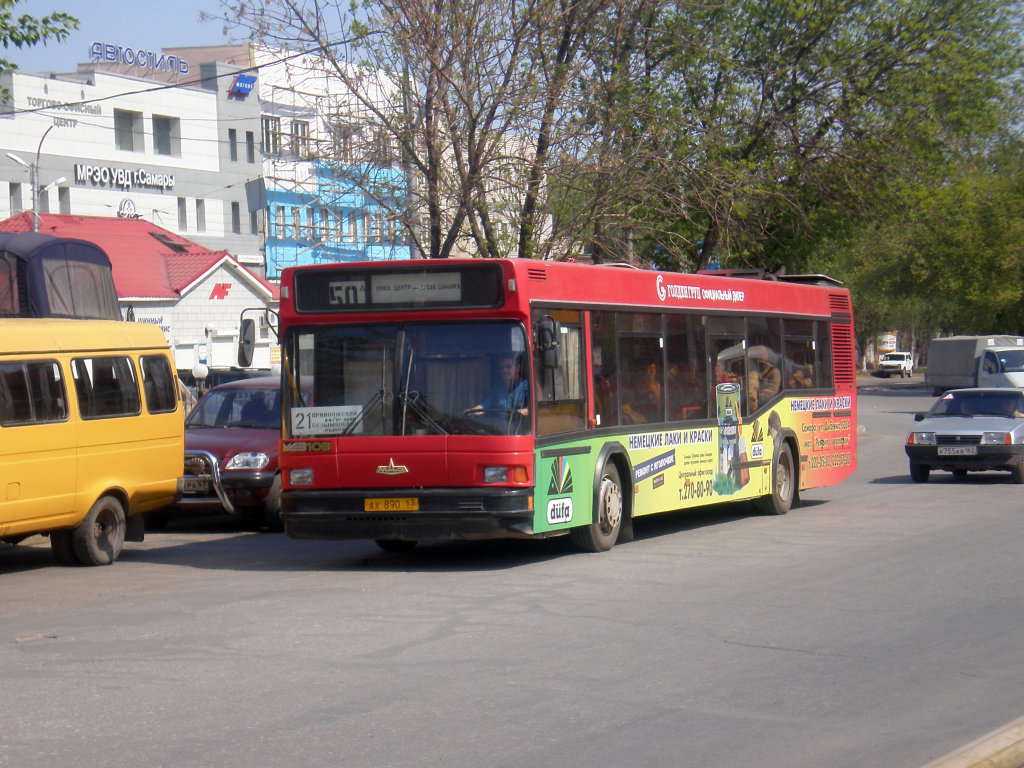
(263, 162), (411, 279)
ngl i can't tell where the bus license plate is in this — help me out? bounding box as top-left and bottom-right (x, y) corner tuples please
(937, 446), (977, 456)
(184, 477), (210, 493)
(364, 497), (419, 512)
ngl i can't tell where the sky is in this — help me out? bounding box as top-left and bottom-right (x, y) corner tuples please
(9, 0), (238, 75)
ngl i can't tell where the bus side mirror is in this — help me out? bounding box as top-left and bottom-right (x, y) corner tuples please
(537, 316), (560, 369)
(238, 318), (256, 368)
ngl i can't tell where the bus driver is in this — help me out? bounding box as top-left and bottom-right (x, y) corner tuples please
(465, 353), (529, 418)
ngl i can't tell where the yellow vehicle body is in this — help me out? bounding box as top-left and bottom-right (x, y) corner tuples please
(0, 319), (184, 564)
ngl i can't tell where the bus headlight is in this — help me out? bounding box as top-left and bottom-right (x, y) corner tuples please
(484, 466), (528, 484)
(225, 452), (269, 470)
(484, 467), (508, 483)
(289, 468), (314, 486)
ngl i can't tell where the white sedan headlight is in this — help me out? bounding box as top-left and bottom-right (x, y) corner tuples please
(981, 432), (1012, 445)
(908, 432), (936, 445)
(225, 452), (270, 470)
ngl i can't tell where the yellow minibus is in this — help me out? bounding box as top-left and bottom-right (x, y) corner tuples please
(0, 318), (184, 565)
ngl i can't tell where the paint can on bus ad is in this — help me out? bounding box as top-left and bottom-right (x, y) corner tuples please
(715, 382), (740, 488)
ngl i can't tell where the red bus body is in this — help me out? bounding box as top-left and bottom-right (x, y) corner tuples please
(274, 259), (856, 550)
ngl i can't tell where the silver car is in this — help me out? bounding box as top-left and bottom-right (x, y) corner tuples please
(905, 388), (1024, 483)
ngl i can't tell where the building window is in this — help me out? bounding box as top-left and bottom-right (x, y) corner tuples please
(291, 119), (310, 159)
(114, 109), (143, 152)
(246, 131), (256, 163)
(275, 206), (285, 239)
(9, 182), (22, 214)
(58, 186), (70, 214)
(306, 208), (315, 242)
(38, 187), (50, 214)
(177, 197), (187, 230)
(231, 202), (241, 234)
(261, 115), (281, 156)
(292, 207), (301, 240)
(250, 210), (259, 235)
(228, 128), (238, 162)
(320, 207), (331, 242)
(153, 114), (181, 156)
(196, 199), (206, 233)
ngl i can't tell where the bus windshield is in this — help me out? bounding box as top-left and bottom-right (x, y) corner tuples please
(286, 320), (531, 437)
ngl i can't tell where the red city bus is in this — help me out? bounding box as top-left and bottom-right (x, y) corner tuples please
(259, 259), (856, 553)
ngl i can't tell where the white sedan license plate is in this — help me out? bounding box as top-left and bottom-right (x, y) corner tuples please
(184, 477), (210, 493)
(937, 446), (977, 456)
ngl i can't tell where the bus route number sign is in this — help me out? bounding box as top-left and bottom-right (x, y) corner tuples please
(329, 280), (368, 306)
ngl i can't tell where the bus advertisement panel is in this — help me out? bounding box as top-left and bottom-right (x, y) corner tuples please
(271, 259), (856, 553)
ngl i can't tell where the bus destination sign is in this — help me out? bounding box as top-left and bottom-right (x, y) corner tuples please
(294, 265), (504, 313)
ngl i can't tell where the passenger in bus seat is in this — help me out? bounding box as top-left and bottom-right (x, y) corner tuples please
(632, 361), (662, 420)
(753, 350), (781, 407)
(670, 363), (705, 419)
(464, 353), (529, 417)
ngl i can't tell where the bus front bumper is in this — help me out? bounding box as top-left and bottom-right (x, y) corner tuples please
(280, 488), (535, 542)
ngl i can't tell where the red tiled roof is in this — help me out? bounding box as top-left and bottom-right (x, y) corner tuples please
(0, 212), (278, 300)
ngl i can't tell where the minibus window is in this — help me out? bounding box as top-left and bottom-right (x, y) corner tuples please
(140, 355), (177, 414)
(0, 360), (68, 426)
(72, 356), (142, 419)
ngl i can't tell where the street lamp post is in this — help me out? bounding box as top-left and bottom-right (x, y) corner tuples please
(6, 125), (59, 232)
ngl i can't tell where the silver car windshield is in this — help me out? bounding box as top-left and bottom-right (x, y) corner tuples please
(929, 391), (1024, 418)
(285, 321), (531, 437)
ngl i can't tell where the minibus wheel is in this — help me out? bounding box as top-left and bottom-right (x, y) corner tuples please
(50, 530), (79, 565)
(570, 462), (623, 552)
(72, 496), (126, 566)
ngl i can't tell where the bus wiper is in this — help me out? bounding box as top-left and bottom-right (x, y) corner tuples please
(397, 345), (448, 435)
(342, 347), (392, 435)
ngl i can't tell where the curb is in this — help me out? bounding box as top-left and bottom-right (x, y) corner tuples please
(921, 715), (1024, 768)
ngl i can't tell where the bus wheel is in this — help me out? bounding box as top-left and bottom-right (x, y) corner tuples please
(376, 539), (417, 553)
(571, 463), (624, 552)
(72, 496), (126, 566)
(755, 443), (794, 516)
(50, 530), (80, 565)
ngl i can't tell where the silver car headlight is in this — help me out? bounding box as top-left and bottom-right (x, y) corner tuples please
(908, 432), (936, 445)
(981, 432), (1012, 445)
(225, 452), (270, 470)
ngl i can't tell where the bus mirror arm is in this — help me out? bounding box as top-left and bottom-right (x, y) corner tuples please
(537, 315), (561, 369)
(237, 308), (280, 368)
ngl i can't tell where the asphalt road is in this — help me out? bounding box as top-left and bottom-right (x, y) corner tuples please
(1, 374), (1022, 768)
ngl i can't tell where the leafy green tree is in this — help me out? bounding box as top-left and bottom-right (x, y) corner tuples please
(0, 0), (78, 77)
(584, 0), (1023, 272)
